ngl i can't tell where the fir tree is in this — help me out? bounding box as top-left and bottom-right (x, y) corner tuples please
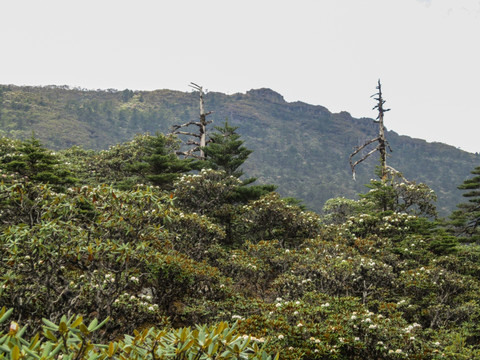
(1, 135), (76, 190)
(449, 165), (480, 243)
(201, 121), (275, 245)
(118, 133), (198, 190)
(203, 120), (275, 202)
(203, 120), (252, 177)
(144, 134), (198, 189)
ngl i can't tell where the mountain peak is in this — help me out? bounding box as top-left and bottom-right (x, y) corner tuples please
(246, 88), (285, 103)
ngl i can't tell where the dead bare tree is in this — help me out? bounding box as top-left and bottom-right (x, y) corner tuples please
(170, 83), (213, 159)
(350, 80), (392, 181)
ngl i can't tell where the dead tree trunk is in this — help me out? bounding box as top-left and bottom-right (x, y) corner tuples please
(170, 83), (213, 159)
(349, 80), (391, 181)
(374, 80), (389, 180)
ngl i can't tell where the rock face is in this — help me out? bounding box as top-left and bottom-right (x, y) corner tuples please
(0, 84), (478, 215)
(246, 88), (285, 103)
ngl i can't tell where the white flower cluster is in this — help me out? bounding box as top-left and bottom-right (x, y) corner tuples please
(241, 334), (265, 342)
(114, 292), (159, 313)
(104, 273), (115, 283)
(388, 349), (403, 354)
(403, 323), (421, 333)
(139, 294), (152, 301)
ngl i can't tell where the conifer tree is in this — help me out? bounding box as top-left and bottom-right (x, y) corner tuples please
(1, 135), (76, 190)
(118, 133), (198, 190)
(143, 134), (199, 189)
(203, 120), (275, 202)
(195, 121), (275, 244)
(449, 165), (480, 243)
(203, 120), (252, 177)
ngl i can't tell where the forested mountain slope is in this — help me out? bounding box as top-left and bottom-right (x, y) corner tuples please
(0, 84), (478, 215)
(3, 86), (480, 359)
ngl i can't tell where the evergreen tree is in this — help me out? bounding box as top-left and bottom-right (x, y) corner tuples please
(203, 120), (275, 202)
(203, 120), (252, 177)
(449, 165), (480, 243)
(199, 121), (275, 245)
(143, 134), (199, 189)
(1, 135), (76, 190)
(88, 133), (197, 191)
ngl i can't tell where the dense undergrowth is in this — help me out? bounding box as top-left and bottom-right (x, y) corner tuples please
(1, 133), (480, 359)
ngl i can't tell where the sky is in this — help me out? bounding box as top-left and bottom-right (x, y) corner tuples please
(1, 0), (479, 153)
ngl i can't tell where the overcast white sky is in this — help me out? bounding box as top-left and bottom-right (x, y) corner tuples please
(1, 0), (479, 153)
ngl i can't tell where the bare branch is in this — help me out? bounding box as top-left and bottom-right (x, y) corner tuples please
(177, 145), (204, 159)
(189, 82), (202, 91)
(349, 80), (392, 180)
(350, 137), (380, 158)
(172, 119), (213, 132)
(172, 83), (213, 159)
(173, 131), (201, 138)
(386, 141), (393, 153)
(171, 121), (198, 130)
(350, 145), (381, 181)
(186, 139), (200, 146)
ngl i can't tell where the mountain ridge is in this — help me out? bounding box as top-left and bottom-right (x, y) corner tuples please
(0, 84), (478, 215)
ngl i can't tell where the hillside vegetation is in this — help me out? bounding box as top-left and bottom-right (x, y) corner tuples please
(0, 84), (478, 215)
(1, 127), (480, 359)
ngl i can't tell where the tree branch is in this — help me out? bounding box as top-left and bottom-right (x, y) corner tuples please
(173, 131), (201, 138)
(350, 137), (380, 158)
(350, 145), (381, 181)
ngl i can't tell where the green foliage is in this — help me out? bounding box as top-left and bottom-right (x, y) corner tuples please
(0, 135), (76, 191)
(0, 307), (278, 359)
(173, 169), (275, 245)
(322, 197), (366, 225)
(141, 133), (199, 189)
(448, 165), (480, 243)
(360, 169), (437, 218)
(174, 169), (242, 216)
(0, 178), (228, 336)
(0, 85), (477, 215)
(204, 120), (252, 178)
(234, 293), (442, 360)
(203, 119), (275, 204)
(240, 193), (321, 247)
(0, 131), (480, 359)
(83, 133), (196, 190)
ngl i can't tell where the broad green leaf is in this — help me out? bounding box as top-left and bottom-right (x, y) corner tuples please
(0, 345), (11, 353)
(22, 347), (41, 359)
(87, 319), (98, 331)
(44, 330), (57, 342)
(0, 308), (13, 324)
(71, 316), (83, 329)
(79, 324), (90, 335)
(40, 342), (52, 357)
(42, 319), (59, 331)
(10, 346), (20, 360)
(28, 333), (40, 349)
(58, 321), (68, 334)
(91, 317), (109, 331)
(49, 343), (63, 358)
